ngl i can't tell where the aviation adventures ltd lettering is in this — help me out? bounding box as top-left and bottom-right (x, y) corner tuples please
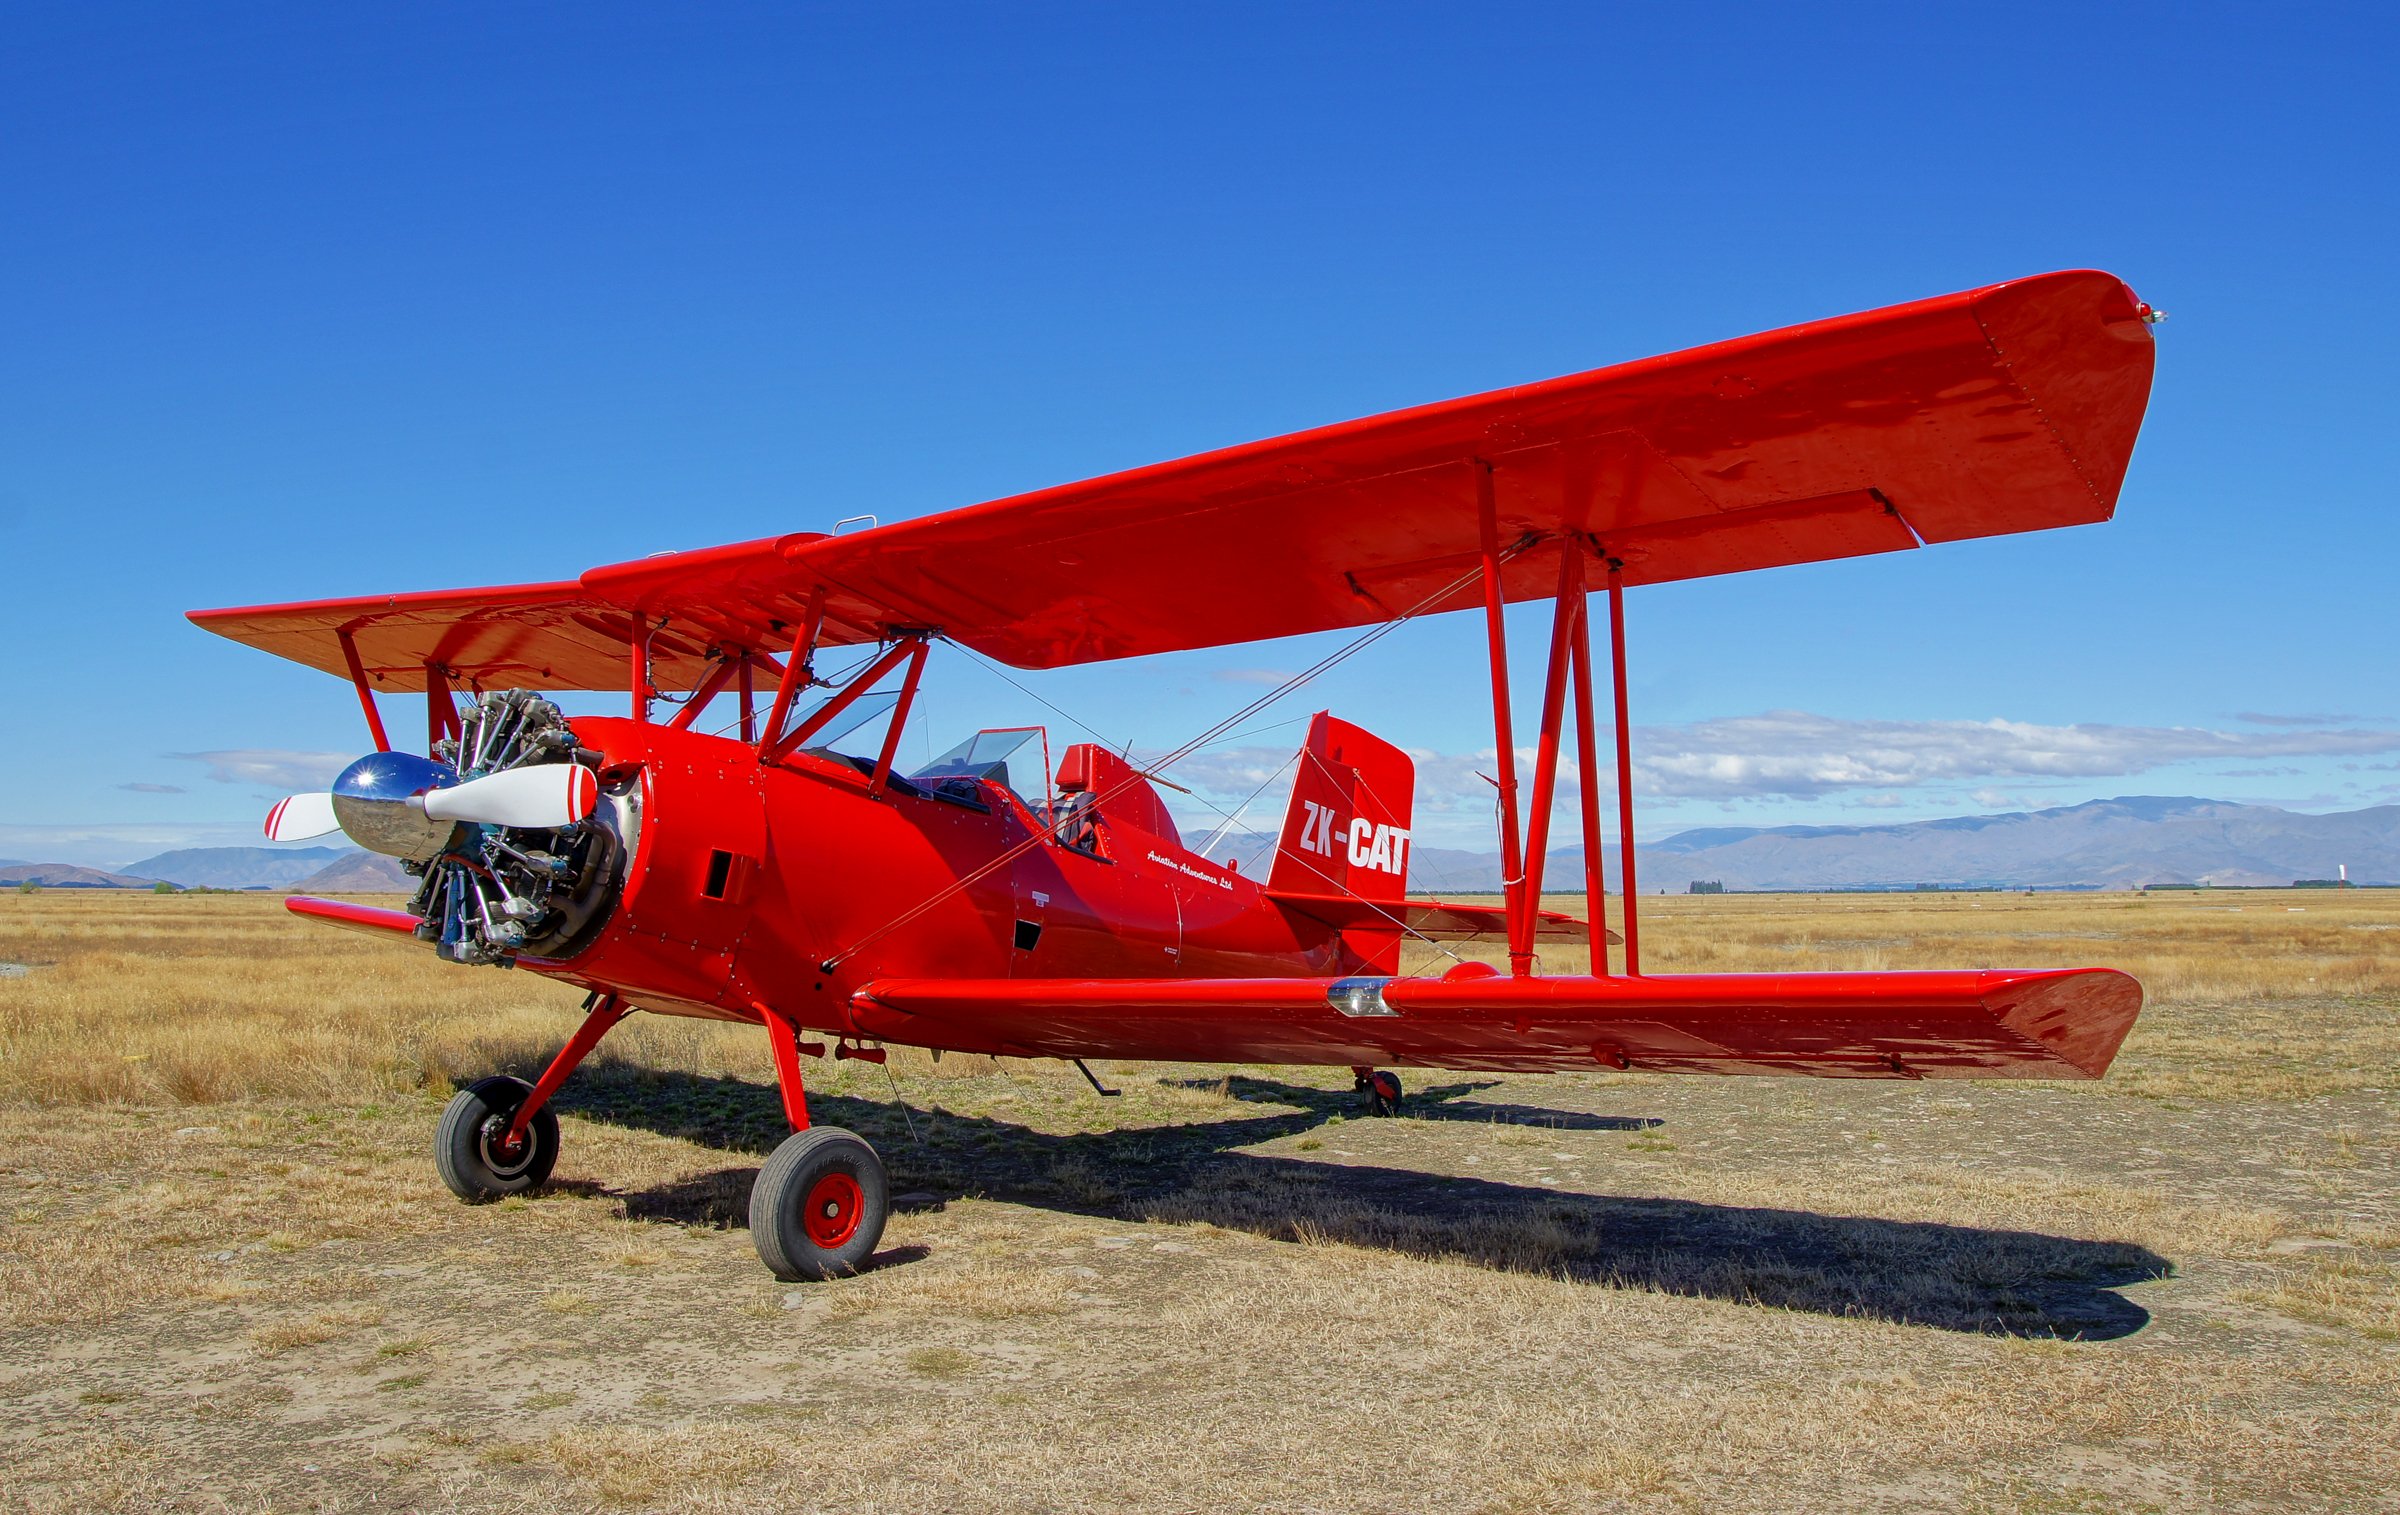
(1146, 850), (1235, 890)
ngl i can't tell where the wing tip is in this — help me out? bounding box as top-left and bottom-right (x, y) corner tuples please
(1989, 967), (2144, 1079)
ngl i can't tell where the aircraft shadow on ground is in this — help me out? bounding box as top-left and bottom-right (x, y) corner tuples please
(544, 1064), (2167, 1341)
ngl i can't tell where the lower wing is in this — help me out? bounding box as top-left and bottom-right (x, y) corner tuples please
(847, 968), (2141, 1079)
(287, 896), (420, 936)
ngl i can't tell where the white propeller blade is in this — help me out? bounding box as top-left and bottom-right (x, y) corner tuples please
(264, 792), (341, 841)
(421, 765), (599, 830)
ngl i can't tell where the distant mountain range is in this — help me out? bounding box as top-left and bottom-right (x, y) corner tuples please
(1225, 796), (2399, 891)
(124, 846), (347, 890)
(288, 852), (414, 891)
(1, 862), (166, 889)
(1394, 796), (2397, 892)
(5, 846), (412, 892)
(7, 796), (2393, 895)
(1635, 796), (2396, 890)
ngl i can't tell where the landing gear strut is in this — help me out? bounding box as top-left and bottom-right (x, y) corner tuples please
(751, 1005), (890, 1279)
(1354, 1067), (1403, 1117)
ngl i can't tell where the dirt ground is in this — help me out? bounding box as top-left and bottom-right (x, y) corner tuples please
(2, 889), (2395, 1512)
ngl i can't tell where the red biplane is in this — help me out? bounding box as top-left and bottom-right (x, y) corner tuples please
(193, 269), (2157, 1280)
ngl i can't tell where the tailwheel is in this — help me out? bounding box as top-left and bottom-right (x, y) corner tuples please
(750, 1127), (890, 1280)
(1357, 1069), (1403, 1117)
(435, 1075), (561, 1202)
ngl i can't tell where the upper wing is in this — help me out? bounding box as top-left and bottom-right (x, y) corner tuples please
(846, 967), (2142, 1079)
(189, 581), (675, 695)
(192, 270), (2153, 685)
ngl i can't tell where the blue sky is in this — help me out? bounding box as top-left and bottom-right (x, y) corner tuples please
(4, 2), (2396, 864)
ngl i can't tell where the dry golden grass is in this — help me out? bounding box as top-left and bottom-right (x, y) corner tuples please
(7, 884), (2395, 1107)
(0, 891), (757, 1106)
(3, 888), (2396, 1513)
(2237, 1252), (2400, 1341)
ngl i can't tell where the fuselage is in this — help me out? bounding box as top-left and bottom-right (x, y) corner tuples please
(525, 717), (1350, 1043)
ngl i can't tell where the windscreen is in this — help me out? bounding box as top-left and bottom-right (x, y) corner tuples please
(789, 690), (900, 761)
(913, 727), (1047, 805)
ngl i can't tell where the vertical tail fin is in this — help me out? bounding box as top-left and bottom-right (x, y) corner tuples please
(1269, 713), (1414, 971)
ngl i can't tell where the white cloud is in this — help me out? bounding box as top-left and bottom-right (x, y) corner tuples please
(1151, 711), (2400, 833)
(167, 750), (353, 790)
(2235, 711), (2385, 727)
(117, 782), (187, 795)
(1624, 712), (2400, 799)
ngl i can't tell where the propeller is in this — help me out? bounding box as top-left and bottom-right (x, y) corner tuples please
(423, 763), (600, 830)
(265, 759), (597, 852)
(264, 792), (341, 842)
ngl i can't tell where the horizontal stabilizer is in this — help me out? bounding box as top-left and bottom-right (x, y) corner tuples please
(1266, 891), (1608, 944)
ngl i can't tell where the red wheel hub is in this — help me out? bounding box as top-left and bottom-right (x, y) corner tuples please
(802, 1170), (864, 1250)
(483, 1115), (530, 1162)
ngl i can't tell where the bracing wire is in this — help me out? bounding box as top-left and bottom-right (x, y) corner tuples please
(1193, 748), (1299, 858)
(820, 552), (1517, 973)
(939, 651), (1449, 958)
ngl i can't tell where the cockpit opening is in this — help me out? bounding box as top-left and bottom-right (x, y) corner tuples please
(912, 726), (1053, 809)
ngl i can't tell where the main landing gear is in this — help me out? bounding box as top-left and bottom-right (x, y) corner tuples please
(749, 1005), (890, 1280)
(430, 993), (892, 1280)
(751, 1127), (890, 1279)
(1353, 1066), (1404, 1117)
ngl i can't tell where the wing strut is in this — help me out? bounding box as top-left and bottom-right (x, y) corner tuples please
(1473, 462), (1529, 971)
(759, 589), (830, 759)
(1514, 542), (1585, 963)
(1477, 522), (1641, 975)
(628, 618), (652, 722)
(869, 638), (932, 794)
(1606, 558), (1641, 973)
(425, 662), (461, 754)
(1567, 565), (1609, 973)
(336, 628), (391, 753)
(765, 635), (927, 766)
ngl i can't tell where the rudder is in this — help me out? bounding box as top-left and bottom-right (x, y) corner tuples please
(1269, 712), (1414, 971)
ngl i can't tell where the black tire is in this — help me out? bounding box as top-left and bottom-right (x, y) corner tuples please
(1364, 1070), (1403, 1117)
(750, 1127), (889, 1281)
(434, 1075), (560, 1203)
